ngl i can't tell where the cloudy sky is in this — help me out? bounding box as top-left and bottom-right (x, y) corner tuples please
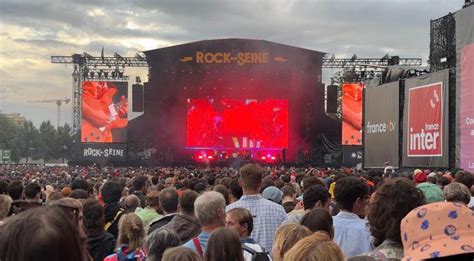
(0, 0), (462, 127)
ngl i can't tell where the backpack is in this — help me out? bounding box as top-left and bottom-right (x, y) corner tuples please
(242, 244), (271, 261)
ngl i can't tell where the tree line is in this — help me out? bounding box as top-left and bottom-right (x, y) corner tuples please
(0, 114), (74, 162)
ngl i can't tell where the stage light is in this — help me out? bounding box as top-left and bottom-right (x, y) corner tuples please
(271, 156), (276, 160)
(261, 156), (266, 160)
(207, 155), (213, 159)
(267, 154), (271, 158)
(198, 155), (203, 159)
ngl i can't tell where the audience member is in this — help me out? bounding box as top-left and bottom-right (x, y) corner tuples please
(417, 182), (444, 203)
(156, 189), (201, 242)
(212, 184), (229, 205)
(184, 191), (226, 256)
(146, 229), (181, 261)
(283, 232), (344, 261)
(123, 194), (141, 213)
(283, 184), (329, 225)
(262, 186), (283, 204)
(0, 206), (86, 261)
(135, 191), (161, 234)
(83, 199), (116, 261)
(7, 180), (23, 200)
(132, 176), (149, 208)
(70, 189), (90, 199)
(333, 176), (372, 258)
(162, 246), (202, 261)
(356, 178), (425, 260)
(204, 227), (244, 261)
(105, 213), (147, 261)
(101, 181), (125, 238)
(0, 195), (12, 225)
(226, 207), (271, 261)
(228, 177), (243, 204)
(280, 185), (296, 213)
(272, 223), (312, 261)
(401, 202), (474, 260)
(148, 188), (179, 234)
(443, 182), (471, 205)
(227, 164), (287, 251)
(300, 208), (333, 236)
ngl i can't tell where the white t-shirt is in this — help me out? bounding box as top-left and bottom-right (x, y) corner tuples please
(242, 242), (272, 261)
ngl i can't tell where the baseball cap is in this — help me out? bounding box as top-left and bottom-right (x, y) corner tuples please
(401, 202), (474, 260)
(262, 186), (283, 203)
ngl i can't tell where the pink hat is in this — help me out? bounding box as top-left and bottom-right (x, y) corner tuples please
(401, 202), (474, 260)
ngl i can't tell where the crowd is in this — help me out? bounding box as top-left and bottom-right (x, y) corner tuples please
(0, 163), (473, 261)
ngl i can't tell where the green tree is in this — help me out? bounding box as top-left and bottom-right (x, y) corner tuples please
(38, 121), (57, 161)
(0, 115), (21, 162)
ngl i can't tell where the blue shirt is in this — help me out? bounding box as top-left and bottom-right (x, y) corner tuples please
(226, 194), (287, 251)
(333, 211), (373, 258)
(183, 231), (210, 255)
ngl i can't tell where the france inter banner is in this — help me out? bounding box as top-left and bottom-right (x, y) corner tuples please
(402, 69), (449, 168)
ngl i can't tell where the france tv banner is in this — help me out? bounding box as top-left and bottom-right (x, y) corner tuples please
(363, 81), (399, 168)
(402, 70), (449, 168)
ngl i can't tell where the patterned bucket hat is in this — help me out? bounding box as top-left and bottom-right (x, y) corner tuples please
(400, 202), (474, 260)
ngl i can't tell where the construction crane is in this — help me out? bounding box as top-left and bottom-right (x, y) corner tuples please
(27, 98), (71, 128)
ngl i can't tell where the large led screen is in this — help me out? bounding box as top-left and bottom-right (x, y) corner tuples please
(81, 81), (128, 143)
(186, 99), (288, 149)
(342, 82), (364, 145)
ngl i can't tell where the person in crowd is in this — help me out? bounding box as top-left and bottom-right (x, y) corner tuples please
(227, 164), (287, 251)
(443, 182), (471, 206)
(83, 199), (116, 261)
(413, 169), (427, 184)
(212, 184), (229, 205)
(156, 189), (201, 242)
(204, 227), (244, 261)
(0, 206), (87, 261)
(0, 180), (7, 195)
(226, 207), (270, 261)
(6, 180), (23, 201)
(24, 182), (42, 201)
(283, 184), (330, 225)
(146, 229), (181, 261)
(151, 176), (159, 191)
(401, 202), (474, 260)
(70, 189), (90, 199)
(300, 208), (333, 236)
(9, 182), (42, 215)
(454, 170), (473, 208)
(135, 191), (162, 234)
(262, 186), (283, 204)
(105, 213), (147, 261)
(272, 223), (312, 261)
(71, 178), (91, 196)
(354, 178), (425, 260)
(101, 181), (125, 238)
(183, 191), (226, 256)
(62, 186), (72, 197)
(283, 231), (344, 261)
(162, 246), (202, 261)
(132, 176), (149, 208)
(280, 185), (296, 213)
(228, 177), (243, 204)
(333, 176), (373, 258)
(148, 188), (179, 234)
(417, 182), (444, 203)
(0, 195), (12, 225)
(123, 194), (141, 213)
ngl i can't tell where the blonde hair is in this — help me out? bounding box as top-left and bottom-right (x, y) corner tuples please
(117, 213), (145, 251)
(0, 195), (12, 220)
(283, 231), (345, 261)
(273, 224), (312, 260)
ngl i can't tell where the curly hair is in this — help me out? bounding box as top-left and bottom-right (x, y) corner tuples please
(367, 178), (425, 246)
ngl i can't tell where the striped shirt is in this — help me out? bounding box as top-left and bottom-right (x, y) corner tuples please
(226, 194), (287, 251)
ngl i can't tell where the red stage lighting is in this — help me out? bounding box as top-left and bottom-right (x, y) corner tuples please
(261, 156), (267, 160)
(207, 155), (213, 159)
(198, 155), (203, 159)
(271, 156), (276, 160)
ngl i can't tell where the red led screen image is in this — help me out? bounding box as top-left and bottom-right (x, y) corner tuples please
(81, 81), (128, 143)
(342, 82), (364, 145)
(186, 99), (288, 149)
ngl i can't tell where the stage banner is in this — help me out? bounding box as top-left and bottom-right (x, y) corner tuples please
(363, 81), (399, 168)
(80, 143), (127, 161)
(342, 83), (364, 145)
(456, 5), (474, 172)
(402, 70), (449, 167)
